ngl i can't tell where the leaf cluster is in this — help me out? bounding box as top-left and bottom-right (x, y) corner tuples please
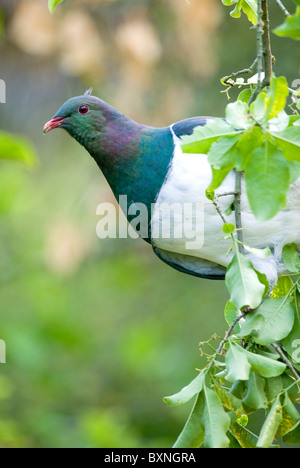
(274, 1), (300, 40)
(182, 76), (300, 222)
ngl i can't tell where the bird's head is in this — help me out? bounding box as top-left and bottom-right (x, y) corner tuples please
(43, 89), (110, 147)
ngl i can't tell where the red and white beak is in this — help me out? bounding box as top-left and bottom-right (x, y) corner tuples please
(43, 116), (65, 134)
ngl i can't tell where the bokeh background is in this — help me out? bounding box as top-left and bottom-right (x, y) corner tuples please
(0, 0), (297, 448)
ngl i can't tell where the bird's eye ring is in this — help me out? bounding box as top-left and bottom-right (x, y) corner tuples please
(79, 105), (89, 114)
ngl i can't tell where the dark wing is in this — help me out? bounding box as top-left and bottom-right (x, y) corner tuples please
(152, 246), (226, 280)
(172, 116), (216, 138)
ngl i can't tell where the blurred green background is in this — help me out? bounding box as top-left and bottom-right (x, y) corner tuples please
(0, 0), (298, 448)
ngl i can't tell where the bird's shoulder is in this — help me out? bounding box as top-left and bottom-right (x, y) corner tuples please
(171, 116), (215, 139)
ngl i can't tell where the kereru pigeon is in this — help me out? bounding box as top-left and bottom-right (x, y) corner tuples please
(44, 91), (293, 288)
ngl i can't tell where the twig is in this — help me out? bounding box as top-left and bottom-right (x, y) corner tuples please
(234, 171), (244, 253)
(257, 0), (264, 88)
(217, 312), (247, 353)
(248, 1), (264, 105)
(222, 58), (258, 86)
(275, 0), (290, 17)
(272, 343), (300, 381)
(262, 0), (273, 87)
(249, 0), (273, 105)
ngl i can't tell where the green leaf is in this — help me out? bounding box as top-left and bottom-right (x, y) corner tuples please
(206, 166), (232, 199)
(268, 110), (290, 133)
(226, 100), (254, 130)
(181, 119), (238, 154)
(230, 380), (246, 399)
(0, 131), (37, 167)
(48, 0), (64, 13)
(222, 0), (258, 25)
(284, 393), (300, 421)
(282, 243), (300, 272)
(224, 301), (240, 332)
(237, 88), (252, 104)
(225, 252), (266, 310)
(230, 422), (259, 448)
(257, 395), (283, 448)
(246, 350), (287, 378)
(265, 76), (289, 120)
(202, 384), (231, 448)
(282, 421), (300, 445)
(282, 420), (300, 445)
(236, 345), (286, 378)
(234, 126), (264, 171)
(243, 372), (267, 409)
(225, 343), (251, 382)
(287, 160), (300, 184)
(239, 297), (295, 345)
(244, 140), (290, 221)
(271, 276), (294, 299)
(222, 223), (235, 234)
(253, 269), (269, 299)
(265, 376), (284, 401)
(213, 380), (245, 417)
(251, 92), (267, 122)
(207, 134), (240, 169)
(173, 393), (205, 448)
(164, 371), (205, 406)
(279, 409), (299, 438)
(273, 8), (300, 40)
(273, 126), (300, 162)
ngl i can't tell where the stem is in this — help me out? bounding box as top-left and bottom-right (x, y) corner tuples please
(275, 0), (290, 17)
(262, 0), (273, 86)
(257, 0), (264, 86)
(234, 171), (244, 253)
(222, 58), (258, 86)
(272, 343), (300, 381)
(249, 0), (273, 105)
(217, 312), (247, 354)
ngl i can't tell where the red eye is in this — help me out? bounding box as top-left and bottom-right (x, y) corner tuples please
(79, 105), (89, 114)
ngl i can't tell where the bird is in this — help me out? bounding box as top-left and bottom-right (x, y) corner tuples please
(43, 90), (298, 288)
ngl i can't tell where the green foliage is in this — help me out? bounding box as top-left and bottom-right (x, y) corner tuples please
(221, 0), (258, 25)
(225, 248), (265, 311)
(48, 0), (64, 14)
(274, 7), (300, 40)
(166, 1), (300, 449)
(182, 76), (300, 221)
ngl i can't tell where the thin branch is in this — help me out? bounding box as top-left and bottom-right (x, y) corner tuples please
(275, 0), (290, 17)
(234, 171), (244, 253)
(249, 0), (273, 105)
(272, 343), (300, 381)
(222, 58), (258, 86)
(257, 0), (264, 87)
(217, 312), (247, 354)
(262, 0), (273, 87)
(248, 1), (264, 105)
